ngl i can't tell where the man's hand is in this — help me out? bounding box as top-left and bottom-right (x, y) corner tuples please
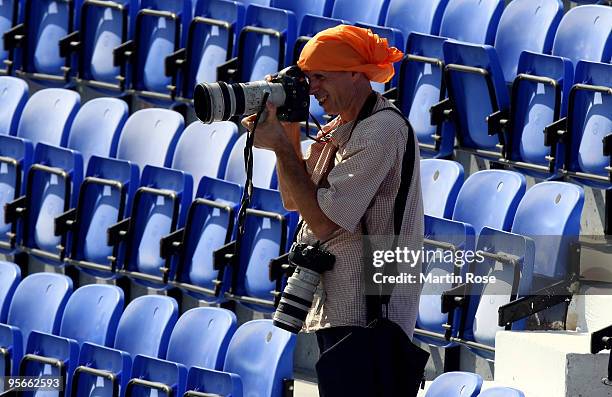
(241, 102), (295, 152)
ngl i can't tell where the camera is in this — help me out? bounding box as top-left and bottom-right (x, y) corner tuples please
(273, 242), (335, 334)
(194, 65), (310, 124)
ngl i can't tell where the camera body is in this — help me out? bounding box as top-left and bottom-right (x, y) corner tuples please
(273, 242), (335, 334)
(194, 66), (310, 124)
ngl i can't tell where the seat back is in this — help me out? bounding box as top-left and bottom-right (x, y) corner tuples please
(425, 371), (483, 397)
(24, 0), (82, 79)
(478, 387), (526, 397)
(420, 159), (464, 218)
(494, 0), (563, 83)
(58, 284), (124, 347)
(67, 97), (129, 168)
(223, 320), (296, 397)
(177, 176), (242, 303)
(453, 170), (526, 235)
(0, 77), (28, 135)
(566, 61), (612, 186)
(239, 5), (297, 83)
(113, 295), (178, 358)
(166, 307), (237, 370)
(0, 262), (20, 323)
(116, 108), (184, 171)
(16, 88), (80, 148)
(224, 132), (277, 188)
(330, 0), (388, 25)
(271, 0), (333, 29)
(551, 5), (612, 65)
(6, 273), (72, 353)
(0, 0), (20, 71)
(511, 182), (584, 279)
(171, 121), (238, 192)
(384, 0), (449, 42)
(439, 0), (503, 45)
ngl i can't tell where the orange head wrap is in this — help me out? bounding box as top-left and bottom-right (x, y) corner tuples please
(297, 25), (404, 83)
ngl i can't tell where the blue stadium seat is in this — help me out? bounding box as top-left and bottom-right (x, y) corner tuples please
(459, 182), (583, 361)
(21, 284), (124, 397)
(330, 0), (388, 25)
(0, 273), (72, 378)
(425, 371), (483, 397)
(438, 0), (563, 160)
(271, 0), (333, 30)
(171, 0), (247, 100)
(416, 170), (525, 347)
(399, 0), (504, 158)
(478, 387), (526, 397)
(184, 319), (296, 397)
(124, 0), (193, 104)
(563, 61), (612, 189)
(0, 88), (80, 253)
(420, 159), (464, 218)
(503, 5), (612, 177)
(71, 295), (178, 397)
(62, 0), (140, 95)
(127, 307), (237, 397)
(3, 0), (82, 85)
(222, 187), (297, 312)
(0, 0), (22, 74)
(55, 108), (183, 282)
(0, 262), (20, 323)
(0, 77), (28, 135)
(5, 97), (128, 267)
(225, 132), (278, 189)
(384, 0), (449, 45)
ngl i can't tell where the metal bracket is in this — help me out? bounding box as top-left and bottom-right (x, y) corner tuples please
(58, 30), (80, 58)
(113, 39), (134, 68)
(498, 277), (577, 328)
(2, 23), (25, 51)
(543, 117), (568, 147)
(160, 227), (185, 261)
(283, 378), (294, 397)
(486, 109), (510, 158)
(430, 98), (454, 127)
(441, 283), (469, 314)
(164, 47), (186, 78)
(54, 208), (77, 237)
(216, 57), (238, 83)
(269, 252), (294, 307)
(107, 217), (130, 272)
(591, 324), (612, 386)
(4, 195), (27, 225)
(212, 240), (237, 296)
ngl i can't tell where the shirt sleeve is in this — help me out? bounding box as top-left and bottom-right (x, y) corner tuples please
(317, 136), (398, 233)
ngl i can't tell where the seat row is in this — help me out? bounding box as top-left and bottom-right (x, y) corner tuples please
(425, 371), (525, 397)
(0, 81), (295, 313)
(0, 267), (295, 397)
(417, 160), (584, 361)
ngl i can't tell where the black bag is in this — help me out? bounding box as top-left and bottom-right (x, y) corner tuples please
(316, 318), (429, 397)
(315, 103), (430, 396)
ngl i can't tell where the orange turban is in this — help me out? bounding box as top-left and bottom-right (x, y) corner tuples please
(297, 25), (404, 83)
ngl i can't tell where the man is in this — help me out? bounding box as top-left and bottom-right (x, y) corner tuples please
(242, 24), (424, 391)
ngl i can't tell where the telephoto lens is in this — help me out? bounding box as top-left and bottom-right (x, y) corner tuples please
(273, 243), (335, 333)
(193, 66), (310, 124)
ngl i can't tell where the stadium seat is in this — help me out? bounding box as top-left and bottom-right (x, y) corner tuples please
(164, 176), (242, 304)
(123, 0), (193, 104)
(272, 0), (333, 30)
(0, 0), (21, 74)
(170, 0), (247, 101)
(399, 0), (504, 158)
(55, 108), (183, 282)
(0, 262), (20, 323)
(20, 284), (124, 397)
(184, 319), (296, 397)
(224, 187), (297, 312)
(5, 97), (128, 267)
(60, 0), (139, 95)
(384, 0), (449, 45)
(127, 307), (237, 396)
(0, 76), (28, 135)
(439, 0), (563, 159)
(502, 5), (612, 177)
(71, 295), (178, 397)
(0, 88), (80, 253)
(3, 0), (82, 85)
(329, 0), (388, 25)
(0, 273), (72, 378)
(225, 132), (278, 189)
(478, 386), (526, 397)
(420, 159), (464, 218)
(416, 170), (526, 347)
(425, 371), (483, 397)
(455, 182), (584, 360)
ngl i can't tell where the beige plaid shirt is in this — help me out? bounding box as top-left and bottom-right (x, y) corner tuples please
(298, 94), (424, 337)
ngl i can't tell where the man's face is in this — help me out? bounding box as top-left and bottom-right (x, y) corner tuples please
(305, 70), (355, 116)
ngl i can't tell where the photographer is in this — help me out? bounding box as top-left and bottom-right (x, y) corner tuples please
(242, 25), (424, 395)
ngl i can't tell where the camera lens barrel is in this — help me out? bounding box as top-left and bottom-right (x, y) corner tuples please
(272, 266), (321, 333)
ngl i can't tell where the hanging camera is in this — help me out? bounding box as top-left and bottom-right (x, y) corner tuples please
(194, 65), (310, 124)
(273, 242), (335, 334)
